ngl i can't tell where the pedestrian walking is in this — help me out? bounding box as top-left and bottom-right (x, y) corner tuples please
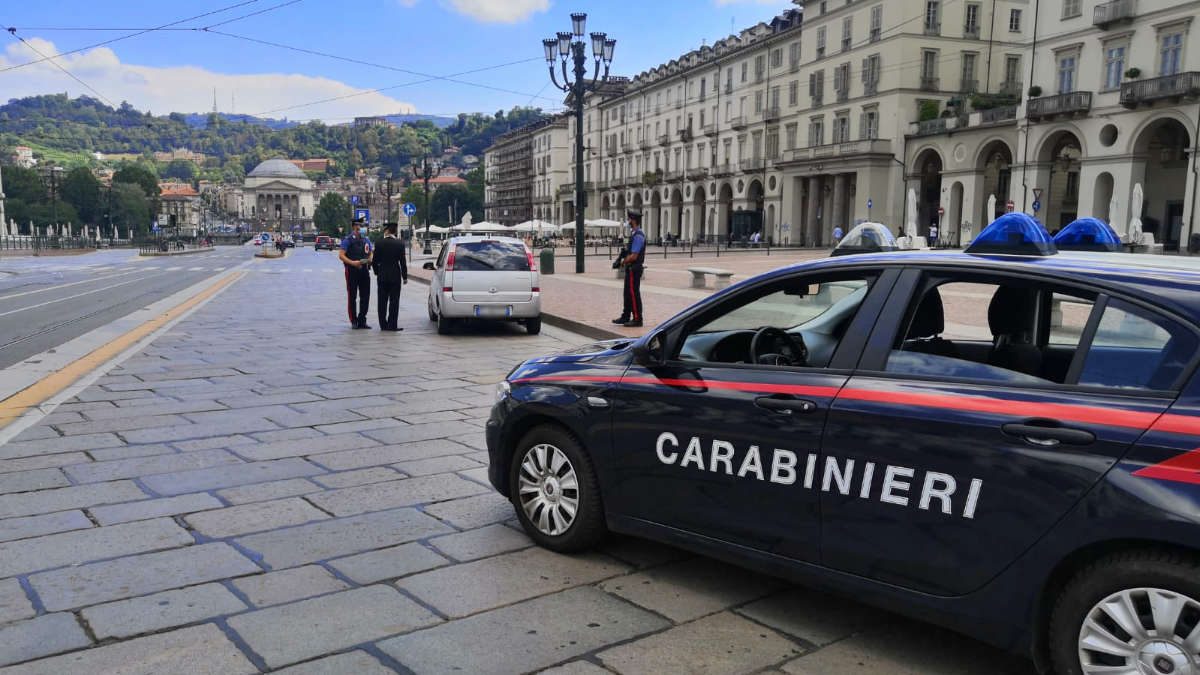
(611, 210), (646, 328)
(338, 219), (373, 329)
(929, 223), (939, 248)
(371, 222), (408, 332)
(833, 225), (844, 245)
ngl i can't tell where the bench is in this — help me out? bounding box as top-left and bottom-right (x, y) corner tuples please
(687, 266), (734, 289)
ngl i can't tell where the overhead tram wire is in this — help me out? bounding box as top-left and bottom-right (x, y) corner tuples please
(0, 0), (286, 73)
(3, 27), (116, 107)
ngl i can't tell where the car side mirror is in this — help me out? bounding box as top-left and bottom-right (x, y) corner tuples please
(632, 330), (668, 368)
(423, 262), (435, 270)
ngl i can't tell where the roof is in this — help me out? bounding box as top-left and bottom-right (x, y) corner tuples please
(248, 158), (307, 179)
(430, 176), (466, 184)
(159, 183), (199, 197)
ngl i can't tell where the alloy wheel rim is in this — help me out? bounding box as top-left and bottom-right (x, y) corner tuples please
(517, 443), (579, 536)
(1078, 587), (1200, 675)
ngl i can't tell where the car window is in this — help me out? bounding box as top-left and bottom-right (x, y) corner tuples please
(885, 278), (1094, 385)
(676, 274), (874, 369)
(453, 241), (530, 272)
(435, 245), (448, 269)
(1078, 299), (1197, 391)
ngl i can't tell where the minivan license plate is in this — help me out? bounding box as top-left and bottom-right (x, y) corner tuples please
(474, 306), (511, 318)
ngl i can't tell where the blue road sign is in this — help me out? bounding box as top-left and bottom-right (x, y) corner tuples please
(354, 208), (370, 222)
(402, 202), (417, 217)
(1032, 200), (1042, 213)
(350, 195), (359, 205)
(867, 199), (873, 209)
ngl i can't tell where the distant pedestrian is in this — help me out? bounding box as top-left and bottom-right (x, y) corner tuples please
(833, 225), (844, 244)
(612, 210), (645, 328)
(929, 224), (939, 248)
(338, 219), (373, 329)
(371, 222), (408, 332)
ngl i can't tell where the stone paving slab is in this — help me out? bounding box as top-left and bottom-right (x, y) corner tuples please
(231, 565), (350, 607)
(0, 613), (91, 668)
(89, 492), (224, 526)
(227, 585), (440, 669)
(235, 433), (380, 462)
(326, 542), (448, 584)
(183, 497), (329, 538)
(0, 624), (256, 675)
(0, 510), (92, 543)
(306, 473), (488, 517)
(140, 457), (324, 496)
(429, 523), (532, 562)
(310, 466), (403, 489)
(0, 481), (148, 520)
(378, 586), (669, 674)
(216, 477), (322, 504)
(0, 469), (70, 495)
(80, 582), (247, 640)
(307, 438), (473, 471)
(63, 448), (243, 484)
(598, 557), (785, 623)
(0, 579), (34, 625)
(272, 650), (394, 675)
(0, 517), (192, 578)
(0, 453), (91, 474)
(597, 611), (804, 675)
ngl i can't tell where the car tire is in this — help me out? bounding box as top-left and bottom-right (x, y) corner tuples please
(1049, 549), (1200, 675)
(437, 311), (453, 335)
(428, 299), (437, 322)
(526, 317), (542, 335)
(508, 424), (606, 553)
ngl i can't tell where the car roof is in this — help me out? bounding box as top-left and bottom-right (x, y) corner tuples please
(448, 235), (526, 245)
(766, 250), (1200, 323)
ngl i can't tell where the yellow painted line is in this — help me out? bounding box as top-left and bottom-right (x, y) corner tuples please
(0, 271), (245, 431)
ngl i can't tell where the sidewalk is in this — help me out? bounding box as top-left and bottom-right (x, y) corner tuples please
(410, 248), (832, 338)
(0, 250), (1034, 673)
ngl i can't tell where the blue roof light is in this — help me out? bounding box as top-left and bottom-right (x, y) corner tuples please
(965, 212), (1058, 256)
(1053, 217), (1122, 252)
(831, 222), (898, 256)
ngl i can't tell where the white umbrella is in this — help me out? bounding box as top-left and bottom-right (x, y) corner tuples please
(585, 218), (623, 229)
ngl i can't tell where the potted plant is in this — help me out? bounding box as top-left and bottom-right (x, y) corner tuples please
(1124, 68), (1141, 79)
(1028, 85), (1043, 97)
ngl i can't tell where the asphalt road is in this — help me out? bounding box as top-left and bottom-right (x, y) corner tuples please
(0, 246), (252, 371)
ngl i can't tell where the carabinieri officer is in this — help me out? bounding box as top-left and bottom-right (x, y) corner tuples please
(338, 219), (374, 329)
(619, 210), (645, 328)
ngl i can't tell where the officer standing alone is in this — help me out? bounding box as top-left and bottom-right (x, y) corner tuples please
(612, 210), (645, 328)
(338, 219), (373, 329)
(371, 222), (408, 331)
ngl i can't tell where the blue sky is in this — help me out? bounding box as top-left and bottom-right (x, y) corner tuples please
(0, 0), (796, 121)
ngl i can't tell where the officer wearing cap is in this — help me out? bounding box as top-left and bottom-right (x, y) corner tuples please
(612, 210), (646, 328)
(338, 219), (374, 329)
(371, 222), (408, 331)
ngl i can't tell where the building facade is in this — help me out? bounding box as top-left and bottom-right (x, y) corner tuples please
(485, 115), (569, 227)
(243, 158), (315, 232)
(158, 183), (202, 236)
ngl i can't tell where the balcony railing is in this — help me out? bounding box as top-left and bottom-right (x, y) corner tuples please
(964, 24), (980, 39)
(698, 92), (706, 103)
(665, 170), (684, 182)
(678, 129), (694, 143)
(724, 82), (733, 95)
(811, 95), (824, 107)
(730, 115), (747, 130)
(914, 118), (948, 136)
(639, 139), (651, 150)
(790, 60), (800, 73)
(980, 105), (1017, 123)
(702, 123), (718, 137)
(1120, 72), (1200, 107)
(755, 70), (765, 84)
(740, 158), (766, 172)
(864, 80), (878, 97)
(1027, 91), (1093, 119)
(869, 27), (881, 42)
(1000, 80), (1023, 96)
(658, 134), (671, 146)
(924, 21), (940, 36)
(961, 79), (979, 93)
(687, 167), (709, 180)
(675, 99), (684, 109)
(920, 76), (939, 91)
(763, 106), (781, 122)
(621, 142), (633, 154)
(712, 163), (734, 177)
(836, 88), (849, 103)
(1094, 0), (1135, 26)
(782, 138), (893, 163)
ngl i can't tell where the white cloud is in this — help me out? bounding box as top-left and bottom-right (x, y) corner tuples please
(714, 0), (790, 5)
(444, 0), (550, 23)
(0, 38), (418, 121)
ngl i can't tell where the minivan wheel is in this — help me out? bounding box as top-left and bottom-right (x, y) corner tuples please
(428, 298), (437, 322)
(1050, 550), (1200, 675)
(526, 316), (542, 335)
(437, 311), (454, 335)
(509, 425), (605, 552)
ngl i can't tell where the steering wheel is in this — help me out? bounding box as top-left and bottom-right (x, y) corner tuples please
(749, 326), (809, 367)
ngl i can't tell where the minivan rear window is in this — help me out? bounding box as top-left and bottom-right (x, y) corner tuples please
(453, 241), (530, 272)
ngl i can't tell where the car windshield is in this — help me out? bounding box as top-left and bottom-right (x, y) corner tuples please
(453, 241), (530, 272)
(696, 280), (870, 334)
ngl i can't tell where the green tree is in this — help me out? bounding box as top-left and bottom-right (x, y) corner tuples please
(430, 184), (481, 226)
(399, 183), (425, 224)
(60, 166), (101, 224)
(110, 182), (150, 236)
(162, 159), (196, 181)
(465, 164), (484, 206)
(113, 164), (160, 198)
(30, 200), (79, 228)
(2, 165), (45, 202)
(314, 192), (350, 237)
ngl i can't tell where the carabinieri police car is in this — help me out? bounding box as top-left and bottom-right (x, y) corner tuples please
(486, 214), (1200, 675)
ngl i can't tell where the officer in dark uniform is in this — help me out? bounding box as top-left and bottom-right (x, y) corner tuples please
(371, 222), (408, 331)
(612, 210), (646, 328)
(338, 219), (373, 329)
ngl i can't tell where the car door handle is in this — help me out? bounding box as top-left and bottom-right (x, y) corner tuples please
(754, 396), (818, 415)
(1001, 421), (1096, 447)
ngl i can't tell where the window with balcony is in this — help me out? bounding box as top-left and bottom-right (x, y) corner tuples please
(832, 114), (850, 144)
(961, 53), (978, 92)
(925, 1), (940, 34)
(862, 53), (881, 96)
(755, 55), (766, 82)
(842, 17), (853, 51)
(1004, 55), (1022, 93)
(1058, 53), (1077, 93)
(809, 117), (825, 147)
(817, 27), (827, 59)
(810, 69), (825, 106)
(789, 41), (802, 69)
(752, 132), (763, 159)
(965, 3), (980, 37)
(1104, 44), (1126, 89)
(766, 132), (780, 159)
(834, 62), (851, 101)
(771, 49), (782, 68)
(870, 4), (882, 41)
(755, 90), (763, 113)
(1160, 32), (1184, 76)
(1062, 0), (1081, 19)
(860, 107), (879, 139)
(786, 123), (798, 150)
(1009, 8), (1022, 32)
(770, 86), (780, 111)
(789, 79), (799, 105)
(921, 50), (939, 90)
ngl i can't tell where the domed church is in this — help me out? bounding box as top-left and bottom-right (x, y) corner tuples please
(244, 158), (315, 231)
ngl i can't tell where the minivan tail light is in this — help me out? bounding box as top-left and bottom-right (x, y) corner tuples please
(443, 286), (453, 292)
(446, 248), (455, 271)
(532, 286), (540, 292)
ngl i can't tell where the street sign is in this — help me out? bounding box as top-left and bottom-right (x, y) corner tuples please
(402, 202), (417, 217)
(1032, 200), (1042, 213)
(1032, 188), (1044, 201)
(867, 199), (873, 209)
(350, 195), (359, 205)
(1006, 200), (1016, 212)
(937, 206), (945, 217)
(354, 208), (370, 222)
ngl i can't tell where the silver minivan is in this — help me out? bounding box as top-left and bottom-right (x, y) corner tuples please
(423, 236), (542, 335)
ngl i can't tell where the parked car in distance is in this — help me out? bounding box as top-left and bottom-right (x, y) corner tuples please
(423, 236), (541, 335)
(315, 236), (335, 251)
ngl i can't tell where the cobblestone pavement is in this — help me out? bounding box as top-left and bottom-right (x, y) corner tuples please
(0, 249), (1036, 673)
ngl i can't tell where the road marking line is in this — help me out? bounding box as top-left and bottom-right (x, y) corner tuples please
(188, 267), (203, 271)
(0, 271), (245, 431)
(0, 271), (171, 318)
(213, 266), (226, 271)
(166, 266), (182, 271)
(0, 269), (143, 302)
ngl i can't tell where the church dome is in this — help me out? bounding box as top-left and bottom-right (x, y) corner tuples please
(247, 158), (307, 179)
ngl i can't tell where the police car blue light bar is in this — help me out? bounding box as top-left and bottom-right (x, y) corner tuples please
(1053, 217), (1122, 252)
(831, 222), (898, 257)
(965, 212), (1057, 256)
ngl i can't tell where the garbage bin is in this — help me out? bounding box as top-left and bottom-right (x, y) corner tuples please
(539, 247), (555, 275)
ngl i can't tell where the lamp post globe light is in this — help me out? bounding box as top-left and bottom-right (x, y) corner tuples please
(544, 12), (615, 273)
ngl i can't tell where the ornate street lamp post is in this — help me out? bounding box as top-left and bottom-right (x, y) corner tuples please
(412, 156), (440, 254)
(544, 13), (615, 273)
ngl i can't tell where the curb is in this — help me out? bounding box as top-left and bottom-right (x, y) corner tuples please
(405, 273), (624, 341)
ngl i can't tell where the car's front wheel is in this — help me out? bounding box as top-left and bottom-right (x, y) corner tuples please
(509, 425), (605, 552)
(525, 317), (541, 335)
(1050, 550), (1200, 675)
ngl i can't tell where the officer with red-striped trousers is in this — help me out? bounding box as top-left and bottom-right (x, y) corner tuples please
(338, 219), (374, 329)
(612, 210), (645, 328)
